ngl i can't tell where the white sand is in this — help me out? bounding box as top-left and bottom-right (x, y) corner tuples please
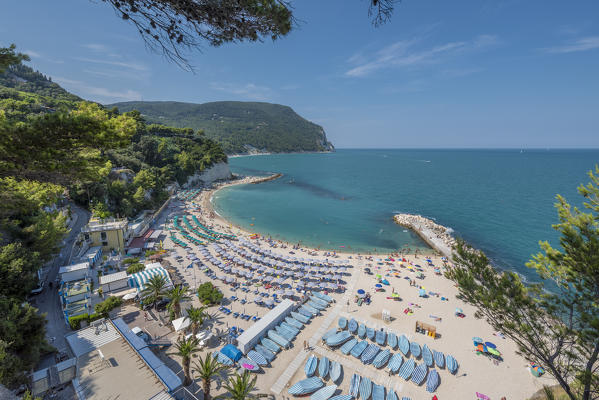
(154, 178), (553, 400)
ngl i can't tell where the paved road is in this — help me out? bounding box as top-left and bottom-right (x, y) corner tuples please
(33, 202), (90, 369)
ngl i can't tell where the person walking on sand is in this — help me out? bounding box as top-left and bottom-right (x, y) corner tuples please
(303, 340), (308, 351)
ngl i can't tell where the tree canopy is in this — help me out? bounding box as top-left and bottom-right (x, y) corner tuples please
(100, 0), (399, 68)
(446, 166), (599, 400)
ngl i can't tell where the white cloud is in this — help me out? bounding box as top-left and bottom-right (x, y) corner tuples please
(211, 82), (274, 101)
(82, 43), (110, 52)
(74, 57), (148, 71)
(345, 34), (499, 77)
(542, 36), (599, 54)
(52, 76), (141, 102)
(24, 49), (41, 58)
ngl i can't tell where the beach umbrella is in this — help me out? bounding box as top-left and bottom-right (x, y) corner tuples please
(253, 297), (262, 303)
(285, 289), (295, 296)
(275, 290), (285, 296)
(485, 342), (497, 349)
(264, 299), (274, 306)
(375, 283), (383, 288)
(472, 337), (483, 344)
(357, 289), (365, 295)
(319, 282), (328, 288)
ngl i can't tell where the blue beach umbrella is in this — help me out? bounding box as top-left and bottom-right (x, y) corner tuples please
(357, 289), (365, 295)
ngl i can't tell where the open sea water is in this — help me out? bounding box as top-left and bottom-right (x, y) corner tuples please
(212, 149), (599, 280)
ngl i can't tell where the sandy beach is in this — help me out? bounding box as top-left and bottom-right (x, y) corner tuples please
(142, 175), (554, 400)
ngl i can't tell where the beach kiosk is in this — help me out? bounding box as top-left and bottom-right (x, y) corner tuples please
(415, 320), (437, 338)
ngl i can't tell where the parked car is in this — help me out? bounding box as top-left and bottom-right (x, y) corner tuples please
(131, 326), (150, 342)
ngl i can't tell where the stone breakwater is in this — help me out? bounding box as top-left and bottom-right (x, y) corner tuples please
(393, 213), (455, 258)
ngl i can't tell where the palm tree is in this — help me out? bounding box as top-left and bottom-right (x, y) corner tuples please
(193, 353), (229, 400)
(187, 305), (208, 335)
(173, 336), (200, 386)
(166, 286), (191, 319)
(217, 370), (265, 400)
(141, 274), (168, 311)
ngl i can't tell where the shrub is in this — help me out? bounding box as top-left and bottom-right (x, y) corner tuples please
(197, 282), (223, 305)
(126, 263), (145, 274)
(95, 296), (123, 316)
(145, 250), (159, 258)
(122, 257), (140, 265)
(68, 313), (89, 330)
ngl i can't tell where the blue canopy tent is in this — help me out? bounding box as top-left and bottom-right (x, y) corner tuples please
(221, 344), (243, 362)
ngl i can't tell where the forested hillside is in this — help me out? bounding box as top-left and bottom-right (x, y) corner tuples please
(0, 49), (226, 387)
(108, 100), (335, 154)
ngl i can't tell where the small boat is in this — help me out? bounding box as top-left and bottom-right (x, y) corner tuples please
(351, 340), (368, 358)
(276, 325), (297, 340)
(349, 373), (361, 398)
(373, 349), (391, 368)
(281, 322), (300, 336)
(330, 361), (342, 383)
(326, 331), (352, 347)
(292, 311), (311, 323)
(386, 388), (398, 400)
(311, 385), (337, 400)
(358, 323), (366, 339)
(322, 328), (338, 342)
(261, 338), (280, 353)
(338, 317), (348, 330)
(288, 377), (324, 396)
(398, 335), (410, 356)
(366, 326), (375, 341)
(319, 356), (330, 379)
(372, 384), (385, 400)
(298, 307), (314, 318)
(238, 357), (260, 372)
(285, 316), (304, 329)
(422, 344), (433, 367)
(375, 329), (387, 346)
(308, 301), (327, 311)
(410, 342), (421, 358)
(313, 292), (333, 303)
(411, 363), (428, 385)
(433, 350), (445, 369)
(359, 376), (372, 400)
(360, 343), (380, 364)
(399, 359), (416, 380)
(213, 351), (233, 366)
(330, 396), (353, 400)
(401, 398), (411, 400)
(302, 304), (320, 315)
(311, 296), (329, 308)
(387, 332), (398, 349)
(340, 338), (358, 355)
(268, 330), (290, 348)
(425, 369), (440, 393)
(348, 318), (358, 333)
(446, 355), (459, 374)
(254, 344), (276, 362)
(305, 355), (318, 377)
(388, 353), (403, 374)
(247, 350), (268, 366)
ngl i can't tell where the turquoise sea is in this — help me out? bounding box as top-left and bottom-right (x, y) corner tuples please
(212, 149), (599, 280)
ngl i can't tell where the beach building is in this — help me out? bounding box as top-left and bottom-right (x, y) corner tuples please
(236, 299), (296, 354)
(99, 271), (129, 293)
(59, 279), (91, 321)
(82, 217), (130, 254)
(60, 318), (181, 399)
(82, 246), (102, 267)
(31, 358), (77, 397)
(58, 262), (90, 283)
(128, 266), (172, 291)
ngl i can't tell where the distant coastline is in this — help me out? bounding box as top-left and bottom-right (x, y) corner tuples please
(228, 150), (334, 158)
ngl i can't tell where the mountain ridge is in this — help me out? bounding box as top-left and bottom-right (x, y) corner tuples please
(107, 100), (335, 155)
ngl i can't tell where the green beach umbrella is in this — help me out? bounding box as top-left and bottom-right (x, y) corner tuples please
(488, 348), (501, 356)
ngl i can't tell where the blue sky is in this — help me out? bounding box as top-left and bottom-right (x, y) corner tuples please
(2, 0), (598, 148)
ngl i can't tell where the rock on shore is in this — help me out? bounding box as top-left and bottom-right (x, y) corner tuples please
(393, 213), (456, 258)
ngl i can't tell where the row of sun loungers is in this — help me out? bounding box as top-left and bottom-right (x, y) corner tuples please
(191, 214), (236, 239)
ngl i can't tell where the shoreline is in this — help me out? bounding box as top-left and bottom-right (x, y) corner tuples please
(393, 213), (455, 259)
(202, 175), (438, 257)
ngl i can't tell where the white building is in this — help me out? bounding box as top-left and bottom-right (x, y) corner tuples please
(99, 271), (129, 293)
(58, 262), (90, 283)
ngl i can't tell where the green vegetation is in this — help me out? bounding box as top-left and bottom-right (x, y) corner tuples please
(94, 296), (123, 316)
(166, 286), (191, 320)
(193, 353), (229, 399)
(68, 312), (105, 330)
(109, 101), (334, 154)
(446, 166), (599, 400)
(126, 263), (145, 274)
(122, 257), (140, 265)
(186, 305), (209, 335)
(141, 274), (169, 310)
(196, 282), (223, 305)
(219, 370), (264, 400)
(173, 336), (201, 386)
